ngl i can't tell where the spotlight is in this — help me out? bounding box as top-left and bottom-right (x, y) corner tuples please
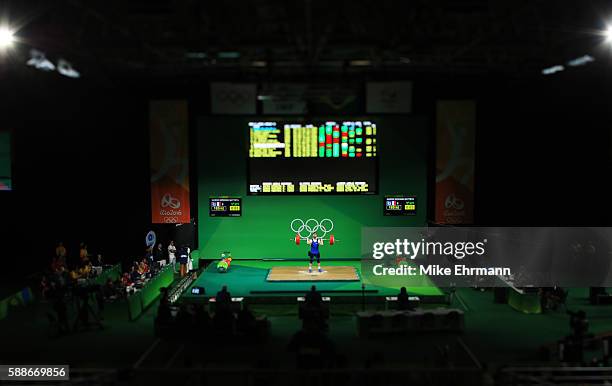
(0, 26), (15, 49)
(542, 65), (564, 75)
(605, 26), (612, 43)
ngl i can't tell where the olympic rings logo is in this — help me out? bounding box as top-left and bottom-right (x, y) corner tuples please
(291, 218), (334, 239)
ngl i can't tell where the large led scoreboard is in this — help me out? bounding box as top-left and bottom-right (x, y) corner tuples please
(248, 120), (378, 195)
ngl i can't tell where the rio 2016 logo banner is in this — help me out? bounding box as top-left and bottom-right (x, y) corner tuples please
(150, 100), (191, 224)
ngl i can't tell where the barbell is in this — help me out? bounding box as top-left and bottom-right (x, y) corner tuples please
(291, 233), (338, 245)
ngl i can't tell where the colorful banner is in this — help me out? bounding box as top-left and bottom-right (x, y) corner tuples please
(435, 100), (475, 224)
(150, 100), (190, 224)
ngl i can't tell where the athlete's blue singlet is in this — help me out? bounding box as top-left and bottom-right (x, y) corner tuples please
(310, 239), (320, 254)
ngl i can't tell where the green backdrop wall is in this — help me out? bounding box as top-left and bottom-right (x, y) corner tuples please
(197, 116), (428, 259)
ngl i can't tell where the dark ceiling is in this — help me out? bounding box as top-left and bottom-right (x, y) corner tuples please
(2, 0), (612, 82)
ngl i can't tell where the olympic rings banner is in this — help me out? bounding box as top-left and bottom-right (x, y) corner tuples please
(150, 100), (191, 224)
(435, 100), (475, 224)
(290, 218), (334, 239)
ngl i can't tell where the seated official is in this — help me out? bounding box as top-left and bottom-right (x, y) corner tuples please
(305, 285), (323, 308)
(397, 287), (414, 311)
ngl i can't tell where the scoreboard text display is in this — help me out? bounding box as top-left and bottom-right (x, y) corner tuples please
(384, 196), (416, 216)
(248, 120), (378, 195)
(209, 197), (242, 217)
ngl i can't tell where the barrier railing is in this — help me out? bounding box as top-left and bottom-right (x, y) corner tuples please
(0, 287), (33, 321)
(126, 265), (174, 321)
(93, 264), (122, 286)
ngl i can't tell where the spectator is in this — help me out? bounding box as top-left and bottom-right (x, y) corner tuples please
(167, 240), (177, 273)
(40, 276), (50, 300)
(397, 287), (414, 311)
(154, 243), (165, 265)
(130, 264), (141, 283)
(121, 272), (131, 286)
(305, 285), (323, 308)
(138, 258), (149, 275)
(216, 286), (232, 310)
(102, 278), (117, 300)
(92, 254), (103, 267)
(51, 257), (63, 272)
(55, 242), (67, 266)
(69, 268), (80, 282)
(79, 243), (89, 264)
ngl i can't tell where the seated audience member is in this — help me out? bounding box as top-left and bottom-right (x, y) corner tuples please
(541, 286), (566, 311)
(91, 254), (103, 266)
(53, 266), (68, 288)
(102, 278), (117, 300)
(305, 285), (323, 308)
(216, 286), (232, 311)
(130, 264), (141, 283)
(79, 242), (89, 263)
(55, 242), (67, 266)
(397, 287), (414, 311)
(69, 269), (81, 282)
(78, 262), (92, 278)
(138, 258), (149, 275)
(51, 257), (61, 272)
(40, 276), (50, 300)
(121, 272), (131, 287)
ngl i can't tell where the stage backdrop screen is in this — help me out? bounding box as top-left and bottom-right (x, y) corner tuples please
(0, 132), (12, 191)
(248, 120), (378, 195)
(198, 116), (428, 260)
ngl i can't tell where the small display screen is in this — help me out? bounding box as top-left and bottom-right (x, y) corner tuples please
(191, 286), (205, 295)
(209, 197), (242, 217)
(384, 196), (416, 216)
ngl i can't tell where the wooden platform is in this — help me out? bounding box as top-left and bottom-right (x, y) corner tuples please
(266, 266), (360, 282)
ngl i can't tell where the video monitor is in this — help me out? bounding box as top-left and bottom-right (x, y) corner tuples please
(384, 195), (416, 216)
(248, 120), (378, 195)
(209, 197), (242, 217)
